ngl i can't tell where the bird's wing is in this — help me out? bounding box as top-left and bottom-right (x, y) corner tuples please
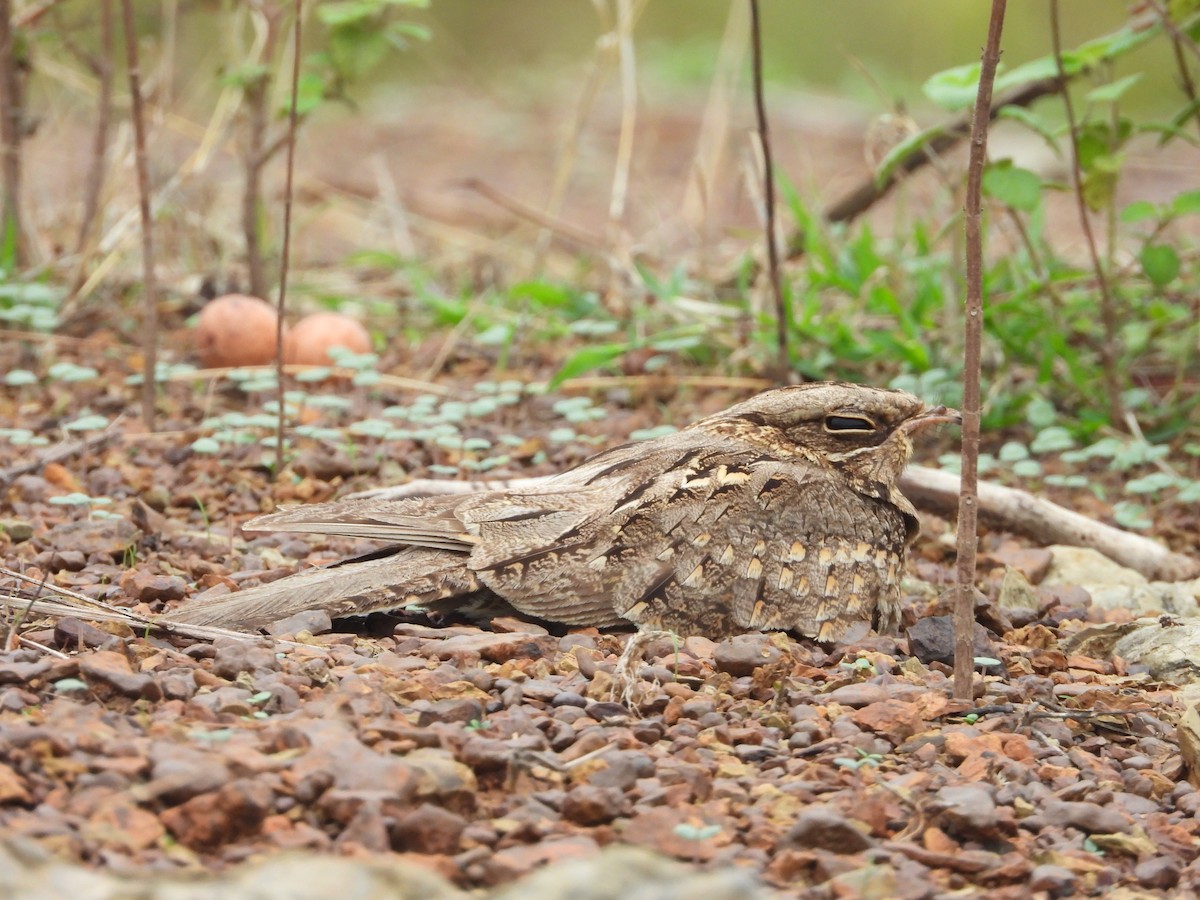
(462, 442), (731, 627)
(242, 493), (482, 552)
(241, 441), (689, 553)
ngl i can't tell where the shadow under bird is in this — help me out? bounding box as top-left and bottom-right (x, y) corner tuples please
(171, 382), (960, 641)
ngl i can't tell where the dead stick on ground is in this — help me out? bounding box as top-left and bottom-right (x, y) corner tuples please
(901, 465), (1199, 583)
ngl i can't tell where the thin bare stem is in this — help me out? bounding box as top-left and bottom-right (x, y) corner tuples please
(535, 0), (647, 274)
(71, 0), (113, 291)
(119, 0), (159, 430)
(1050, 0), (1123, 427)
(0, 0), (26, 265)
(607, 0), (637, 225)
(1148, 0), (1200, 65)
(683, 2), (749, 272)
(14, 0), (69, 28)
(273, 0), (301, 479)
(955, 0), (1007, 701)
(243, 70), (270, 298)
(1168, 25), (1200, 138)
(747, 0), (787, 377)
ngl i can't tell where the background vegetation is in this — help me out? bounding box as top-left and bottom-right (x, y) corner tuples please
(0, 0), (1197, 539)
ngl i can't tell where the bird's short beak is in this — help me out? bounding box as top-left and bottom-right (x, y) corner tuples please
(901, 404), (963, 434)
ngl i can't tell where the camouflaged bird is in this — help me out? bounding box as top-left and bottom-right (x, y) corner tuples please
(170, 382), (959, 641)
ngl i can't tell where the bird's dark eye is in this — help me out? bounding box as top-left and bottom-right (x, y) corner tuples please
(824, 414), (877, 433)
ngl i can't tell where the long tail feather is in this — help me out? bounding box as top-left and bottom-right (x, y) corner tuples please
(168, 546), (483, 631)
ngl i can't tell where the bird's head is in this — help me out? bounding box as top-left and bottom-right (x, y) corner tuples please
(703, 381), (960, 495)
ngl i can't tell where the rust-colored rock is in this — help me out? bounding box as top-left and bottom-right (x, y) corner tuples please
(160, 779), (273, 851)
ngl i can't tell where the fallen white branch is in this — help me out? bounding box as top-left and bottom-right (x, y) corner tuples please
(900, 465), (1199, 582)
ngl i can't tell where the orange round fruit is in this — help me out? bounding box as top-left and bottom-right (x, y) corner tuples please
(284, 312), (372, 366)
(194, 294), (283, 368)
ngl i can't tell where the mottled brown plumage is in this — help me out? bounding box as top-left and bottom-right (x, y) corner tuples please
(171, 382), (958, 641)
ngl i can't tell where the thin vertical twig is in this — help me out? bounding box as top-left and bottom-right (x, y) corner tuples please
(955, 0), (1007, 701)
(682, 1), (749, 270)
(71, 0), (114, 291)
(607, 0), (637, 225)
(242, 39), (272, 299)
(0, 0), (26, 266)
(119, 0), (158, 429)
(1050, 0), (1123, 428)
(273, 0), (301, 479)
(747, 0), (787, 377)
(1171, 34), (1200, 138)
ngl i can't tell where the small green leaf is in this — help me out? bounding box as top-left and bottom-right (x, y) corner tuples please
(1072, 24), (1157, 67)
(1045, 474), (1089, 488)
(922, 63), (981, 110)
(63, 414), (110, 431)
(1085, 74), (1142, 104)
(316, 2), (377, 27)
(1119, 200), (1160, 223)
(549, 343), (627, 389)
(1112, 501), (1151, 530)
(1176, 481), (1200, 503)
(352, 370), (381, 387)
(1011, 459), (1043, 478)
(999, 441), (1030, 462)
(385, 21), (431, 45)
(982, 162), (1043, 212)
(349, 419), (393, 438)
(1141, 244), (1181, 286)
(296, 367), (332, 382)
(1081, 154), (1122, 212)
(996, 106), (1060, 150)
(50, 492), (94, 506)
(48, 362), (98, 383)
(1025, 396), (1057, 430)
(190, 437), (221, 454)
(1172, 189), (1200, 216)
(286, 72), (327, 117)
(3, 369), (36, 386)
(1030, 427), (1076, 454)
(995, 54), (1067, 88)
(1125, 472), (1177, 495)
